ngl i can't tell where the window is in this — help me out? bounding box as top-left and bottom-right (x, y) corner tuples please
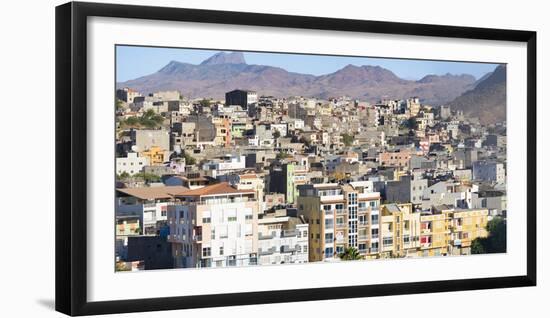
(325, 247), (334, 258)
(219, 246), (224, 256)
(358, 243), (367, 252)
(336, 246), (344, 255)
(371, 214), (379, 224)
(202, 217), (211, 223)
(161, 211), (167, 217)
(245, 214), (253, 220)
(359, 215), (368, 225)
(325, 218), (334, 229)
(325, 233), (334, 243)
(228, 216), (237, 222)
(336, 216), (345, 227)
(383, 237), (393, 247)
(303, 246), (308, 253)
(403, 235), (410, 243)
(323, 205), (332, 211)
(202, 247), (211, 257)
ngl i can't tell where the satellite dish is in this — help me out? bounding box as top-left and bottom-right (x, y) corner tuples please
(131, 145), (139, 152)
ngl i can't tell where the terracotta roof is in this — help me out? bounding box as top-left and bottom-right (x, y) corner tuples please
(116, 186), (189, 200)
(239, 174), (258, 179)
(177, 182), (254, 197)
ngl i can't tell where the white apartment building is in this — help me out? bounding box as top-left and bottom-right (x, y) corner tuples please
(116, 152), (149, 175)
(168, 183), (259, 268)
(257, 209), (309, 265)
(202, 155), (246, 178)
(116, 186), (189, 235)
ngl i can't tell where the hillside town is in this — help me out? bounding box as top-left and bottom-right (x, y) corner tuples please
(114, 86), (507, 271)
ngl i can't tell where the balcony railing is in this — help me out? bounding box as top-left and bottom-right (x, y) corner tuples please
(281, 230), (298, 237)
(258, 233), (274, 240)
(281, 245), (297, 253)
(259, 247), (276, 255)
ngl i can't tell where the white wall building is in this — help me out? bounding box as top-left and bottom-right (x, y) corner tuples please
(116, 152), (149, 175)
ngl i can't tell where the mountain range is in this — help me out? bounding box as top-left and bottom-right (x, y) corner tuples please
(118, 52), (505, 123)
(450, 64), (506, 125)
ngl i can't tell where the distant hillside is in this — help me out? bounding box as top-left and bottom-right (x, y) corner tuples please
(450, 65), (506, 124)
(118, 51), (478, 105)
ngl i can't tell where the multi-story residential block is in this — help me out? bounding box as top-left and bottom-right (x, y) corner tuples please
(297, 182), (380, 262)
(419, 210), (450, 257)
(257, 208), (309, 265)
(379, 149), (412, 169)
(421, 180), (478, 211)
(116, 87), (141, 103)
(448, 208), (489, 255)
(116, 152), (149, 175)
(379, 203), (421, 258)
(473, 160), (506, 184)
(225, 89), (258, 110)
(131, 129), (170, 153)
(168, 182), (259, 268)
(202, 155), (246, 177)
(116, 186), (189, 235)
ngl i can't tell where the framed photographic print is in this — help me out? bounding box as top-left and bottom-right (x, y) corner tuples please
(55, 1), (537, 316)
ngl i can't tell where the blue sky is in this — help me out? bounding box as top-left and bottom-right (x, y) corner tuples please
(116, 45), (500, 82)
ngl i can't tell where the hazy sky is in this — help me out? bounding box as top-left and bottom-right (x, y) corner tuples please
(116, 45), (500, 82)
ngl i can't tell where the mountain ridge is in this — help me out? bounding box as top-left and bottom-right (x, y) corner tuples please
(449, 65), (506, 125)
(118, 53), (488, 105)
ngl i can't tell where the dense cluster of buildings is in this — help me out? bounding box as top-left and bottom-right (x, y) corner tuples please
(115, 87), (506, 271)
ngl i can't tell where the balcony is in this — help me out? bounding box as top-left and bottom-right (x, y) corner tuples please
(281, 230), (298, 238)
(259, 233), (275, 240)
(358, 235), (368, 241)
(259, 247), (276, 256)
(281, 245), (297, 253)
(336, 209), (345, 214)
(193, 235), (202, 242)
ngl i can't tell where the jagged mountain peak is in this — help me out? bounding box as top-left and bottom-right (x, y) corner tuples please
(200, 52), (246, 65)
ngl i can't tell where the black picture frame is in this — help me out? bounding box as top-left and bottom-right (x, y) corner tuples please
(55, 1), (537, 316)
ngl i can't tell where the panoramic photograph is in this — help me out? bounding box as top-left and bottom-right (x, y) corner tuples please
(114, 46), (507, 272)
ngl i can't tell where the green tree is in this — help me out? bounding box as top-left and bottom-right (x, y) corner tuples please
(115, 98), (124, 110)
(471, 238), (486, 254)
(273, 130), (281, 139)
(117, 171), (130, 180)
(471, 217), (507, 254)
(199, 99), (211, 108)
(341, 133), (354, 147)
(276, 151), (291, 160)
(182, 151), (196, 166)
(133, 172), (161, 183)
(338, 247), (364, 261)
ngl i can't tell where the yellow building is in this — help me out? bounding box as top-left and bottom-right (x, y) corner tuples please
(380, 203), (421, 258)
(140, 146), (169, 166)
(419, 212), (449, 257)
(449, 208), (489, 255)
(297, 182), (381, 262)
